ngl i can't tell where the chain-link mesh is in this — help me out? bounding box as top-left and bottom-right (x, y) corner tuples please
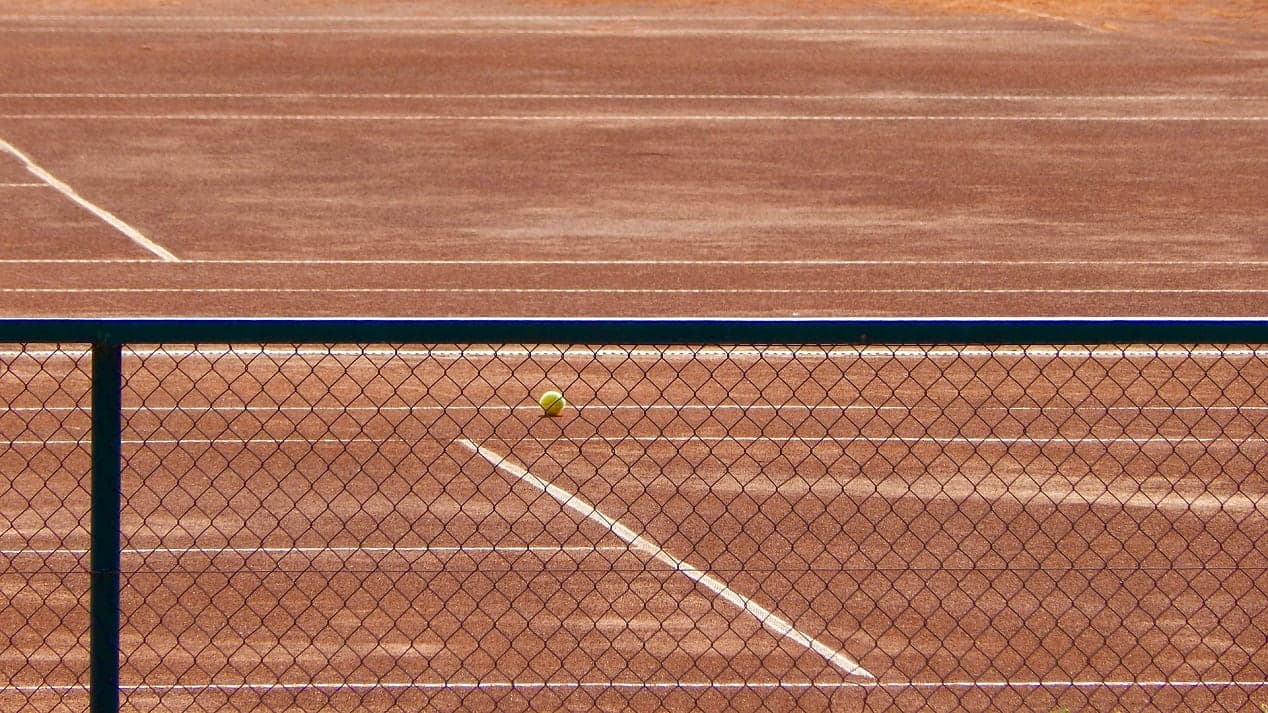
(4, 340), (1268, 711)
(0, 345), (91, 712)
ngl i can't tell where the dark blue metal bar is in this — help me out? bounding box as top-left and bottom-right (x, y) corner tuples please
(89, 341), (122, 713)
(0, 317), (1266, 345)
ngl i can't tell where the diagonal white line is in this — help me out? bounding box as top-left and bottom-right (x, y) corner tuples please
(0, 136), (178, 261)
(457, 438), (873, 679)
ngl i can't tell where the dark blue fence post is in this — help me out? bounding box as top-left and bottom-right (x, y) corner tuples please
(90, 341), (122, 713)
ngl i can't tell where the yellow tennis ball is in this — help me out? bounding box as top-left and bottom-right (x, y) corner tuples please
(538, 390), (566, 416)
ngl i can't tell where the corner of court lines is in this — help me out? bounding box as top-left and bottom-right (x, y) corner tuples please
(454, 436), (877, 683)
(0, 133), (180, 262)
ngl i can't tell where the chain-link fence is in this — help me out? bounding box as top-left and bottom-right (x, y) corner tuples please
(1, 320), (1266, 712)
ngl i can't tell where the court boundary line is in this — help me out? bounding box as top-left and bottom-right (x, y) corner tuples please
(6, 92), (1264, 101)
(0, 15), (1010, 22)
(4, 346), (1264, 359)
(2, 113), (1263, 122)
(3, 258), (1268, 266)
(457, 437), (874, 680)
(3, 678), (1266, 693)
(0, 137), (178, 262)
(7, 404), (1265, 414)
(3, 435), (1263, 447)
(0, 544), (629, 557)
(3, 287), (1268, 294)
(0, 27), (1046, 36)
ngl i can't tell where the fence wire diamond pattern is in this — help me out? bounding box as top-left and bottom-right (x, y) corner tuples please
(2, 339), (1266, 712)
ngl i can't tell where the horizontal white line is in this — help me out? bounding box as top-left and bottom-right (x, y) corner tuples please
(0, 182), (48, 187)
(3, 258), (1268, 266)
(4, 92), (1261, 102)
(3, 287), (1268, 294)
(1, 544), (628, 557)
(9, 404), (1264, 414)
(0, 27), (1042, 35)
(518, 435), (1268, 446)
(0, 15), (979, 22)
(1, 114), (1261, 122)
(2, 346), (1262, 359)
(4, 678), (1265, 693)
(5, 435), (1262, 448)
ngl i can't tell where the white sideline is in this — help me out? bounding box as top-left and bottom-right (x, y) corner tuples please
(4, 92), (1266, 101)
(3, 92), (1266, 101)
(0, 137), (178, 262)
(2, 435), (1263, 447)
(3, 258), (1268, 265)
(1, 346), (1264, 360)
(0, 27), (1042, 36)
(3, 678), (1266, 693)
(457, 437), (873, 680)
(2, 286), (1268, 294)
(1, 113), (1264, 122)
(0, 544), (629, 557)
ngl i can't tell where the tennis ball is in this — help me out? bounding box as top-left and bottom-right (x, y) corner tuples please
(538, 390), (566, 417)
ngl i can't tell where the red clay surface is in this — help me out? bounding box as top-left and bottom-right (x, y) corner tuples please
(0, 0), (1264, 316)
(2, 345), (1266, 711)
(1, 2), (1267, 712)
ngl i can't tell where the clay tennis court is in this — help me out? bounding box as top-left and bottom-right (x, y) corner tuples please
(0, 1), (1266, 711)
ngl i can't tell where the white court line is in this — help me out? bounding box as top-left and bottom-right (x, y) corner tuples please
(458, 437), (873, 680)
(0, 137), (178, 262)
(4, 678), (1265, 693)
(491, 438), (1267, 515)
(516, 435), (1268, 446)
(1, 544), (628, 557)
(1, 113), (1263, 122)
(0, 27), (1042, 36)
(7, 404), (1266, 414)
(3, 258), (1268, 266)
(3, 346), (1264, 359)
(2, 287), (1268, 294)
(5, 435), (1262, 447)
(0, 182), (48, 187)
(0, 15), (986, 22)
(5, 92), (1263, 101)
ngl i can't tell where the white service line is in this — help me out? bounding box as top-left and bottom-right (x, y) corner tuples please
(3, 287), (1268, 294)
(4, 678), (1267, 693)
(458, 437), (873, 680)
(515, 435), (1268, 446)
(6, 434), (1262, 447)
(0, 137), (178, 262)
(0, 27), (1043, 36)
(2, 544), (629, 557)
(8, 404), (1266, 414)
(0, 182), (48, 187)
(0, 15), (978, 22)
(6, 92), (1262, 101)
(1, 113), (1263, 122)
(4, 258), (1268, 266)
(3, 346), (1264, 359)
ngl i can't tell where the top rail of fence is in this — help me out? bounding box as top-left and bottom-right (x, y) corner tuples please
(0, 317), (1267, 345)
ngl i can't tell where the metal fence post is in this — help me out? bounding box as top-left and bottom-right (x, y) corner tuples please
(90, 341), (122, 713)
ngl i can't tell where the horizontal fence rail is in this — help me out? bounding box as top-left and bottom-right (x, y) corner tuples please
(0, 318), (1265, 713)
